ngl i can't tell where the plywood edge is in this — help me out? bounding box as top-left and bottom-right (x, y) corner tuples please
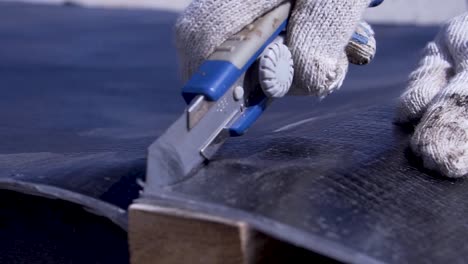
(129, 202), (251, 264)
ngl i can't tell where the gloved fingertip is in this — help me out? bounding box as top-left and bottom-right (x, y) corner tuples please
(410, 102), (468, 178)
(346, 21), (376, 65)
(394, 94), (424, 125)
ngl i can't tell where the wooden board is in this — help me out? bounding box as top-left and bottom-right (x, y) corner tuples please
(129, 202), (339, 264)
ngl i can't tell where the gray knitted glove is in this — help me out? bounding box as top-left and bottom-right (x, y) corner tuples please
(396, 13), (468, 178)
(175, 0), (373, 97)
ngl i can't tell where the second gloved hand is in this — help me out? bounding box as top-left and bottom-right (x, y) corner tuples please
(396, 13), (468, 178)
(175, 0), (375, 98)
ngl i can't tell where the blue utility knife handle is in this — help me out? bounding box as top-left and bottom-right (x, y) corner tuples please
(370, 0), (384, 7)
(181, 8), (289, 104)
(182, 0), (383, 137)
(228, 95), (270, 137)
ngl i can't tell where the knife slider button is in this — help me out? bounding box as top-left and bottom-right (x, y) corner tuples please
(215, 46), (235, 52)
(228, 35), (246, 41)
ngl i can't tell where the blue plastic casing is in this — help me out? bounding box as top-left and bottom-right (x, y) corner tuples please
(370, 0), (384, 7)
(181, 20), (288, 137)
(182, 20), (289, 104)
(228, 97), (269, 137)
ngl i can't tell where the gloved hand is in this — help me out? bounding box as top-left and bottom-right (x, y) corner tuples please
(396, 13), (468, 178)
(175, 0), (375, 98)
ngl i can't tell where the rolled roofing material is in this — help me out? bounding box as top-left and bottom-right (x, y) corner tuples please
(2, 2), (468, 263)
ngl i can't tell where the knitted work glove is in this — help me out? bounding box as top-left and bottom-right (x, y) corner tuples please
(396, 13), (468, 178)
(175, 0), (374, 97)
